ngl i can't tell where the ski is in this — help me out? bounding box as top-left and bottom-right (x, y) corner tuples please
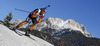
(9, 28), (23, 36)
(13, 30), (35, 40)
(9, 28), (35, 40)
(25, 36), (35, 40)
(14, 30), (35, 40)
(14, 30), (24, 36)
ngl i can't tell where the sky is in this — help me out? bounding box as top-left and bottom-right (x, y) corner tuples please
(0, 0), (100, 38)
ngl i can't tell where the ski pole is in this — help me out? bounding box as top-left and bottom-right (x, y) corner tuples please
(15, 8), (31, 13)
(44, 5), (50, 9)
(46, 5), (50, 8)
(15, 5), (50, 13)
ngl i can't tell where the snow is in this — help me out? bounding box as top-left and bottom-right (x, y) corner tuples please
(36, 18), (82, 31)
(35, 17), (93, 37)
(0, 24), (54, 46)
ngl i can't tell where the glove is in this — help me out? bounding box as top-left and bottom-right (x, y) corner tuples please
(39, 15), (44, 19)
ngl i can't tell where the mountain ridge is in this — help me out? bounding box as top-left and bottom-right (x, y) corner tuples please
(11, 17), (93, 37)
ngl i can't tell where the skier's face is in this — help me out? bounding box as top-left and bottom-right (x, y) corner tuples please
(42, 10), (46, 14)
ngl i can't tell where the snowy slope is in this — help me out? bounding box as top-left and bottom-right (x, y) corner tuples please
(0, 24), (53, 46)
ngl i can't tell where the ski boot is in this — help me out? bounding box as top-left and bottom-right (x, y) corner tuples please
(25, 29), (31, 37)
(12, 26), (19, 31)
(11, 26), (19, 33)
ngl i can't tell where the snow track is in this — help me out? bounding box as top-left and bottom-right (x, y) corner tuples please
(0, 24), (53, 46)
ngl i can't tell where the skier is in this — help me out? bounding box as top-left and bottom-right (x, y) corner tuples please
(13, 5), (50, 36)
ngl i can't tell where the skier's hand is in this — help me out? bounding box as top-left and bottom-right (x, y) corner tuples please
(39, 15), (44, 19)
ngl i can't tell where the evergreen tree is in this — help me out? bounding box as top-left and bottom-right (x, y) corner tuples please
(0, 12), (13, 27)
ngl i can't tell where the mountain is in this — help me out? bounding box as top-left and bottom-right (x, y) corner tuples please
(35, 17), (93, 37)
(0, 24), (53, 46)
(10, 17), (100, 46)
(11, 17), (93, 37)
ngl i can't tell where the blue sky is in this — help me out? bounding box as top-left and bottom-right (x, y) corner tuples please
(0, 0), (100, 38)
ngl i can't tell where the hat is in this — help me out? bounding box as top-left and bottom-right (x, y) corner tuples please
(41, 5), (50, 11)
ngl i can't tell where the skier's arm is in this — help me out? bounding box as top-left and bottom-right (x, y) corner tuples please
(31, 12), (37, 18)
(31, 9), (39, 18)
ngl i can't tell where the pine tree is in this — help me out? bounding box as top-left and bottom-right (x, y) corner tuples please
(3, 12), (13, 27)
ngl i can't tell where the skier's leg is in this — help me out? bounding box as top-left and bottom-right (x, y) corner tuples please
(29, 24), (36, 31)
(29, 18), (37, 31)
(25, 18), (37, 36)
(25, 24), (36, 36)
(25, 29), (31, 36)
(12, 21), (27, 31)
(17, 21), (27, 27)
(13, 17), (30, 31)
(18, 16), (30, 27)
